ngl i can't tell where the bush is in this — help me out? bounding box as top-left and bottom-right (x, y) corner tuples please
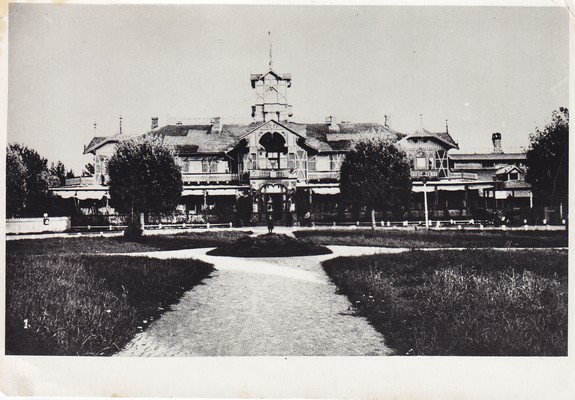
(6, 254), (214, 355)
(322, 250), (567, 356)
(207, 233), (332, 257)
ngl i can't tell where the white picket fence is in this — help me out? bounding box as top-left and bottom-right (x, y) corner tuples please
(6, 217), (72, 234)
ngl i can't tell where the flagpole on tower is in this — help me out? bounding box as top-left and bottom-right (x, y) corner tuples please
(268, 30), (273, 70)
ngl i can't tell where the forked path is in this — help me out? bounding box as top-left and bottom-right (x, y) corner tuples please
(117, 246), (402, 357)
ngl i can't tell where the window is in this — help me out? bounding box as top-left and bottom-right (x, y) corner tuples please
(288, 153), (295, 169)
(265, 151), (280, 169)
(428, 157), (435, 170)
(416, 156), (427, 170)
(316, 156), (330, 171)
(308, 157), (316, 171)
(509, 172), (519, 181)
(202, 159), (218, 173)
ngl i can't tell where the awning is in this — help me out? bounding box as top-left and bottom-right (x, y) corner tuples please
(312, 187), (340, 195)
(75, 191), (108, 200)
(52, 190), (108, 200)
(182, 189), (205, 196)
(412, 184), (494, 193)
(412, 186), (437, 193)
(182, 188), (238, 196)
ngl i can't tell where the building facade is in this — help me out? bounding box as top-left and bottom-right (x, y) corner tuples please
(53, 63), (532, 225)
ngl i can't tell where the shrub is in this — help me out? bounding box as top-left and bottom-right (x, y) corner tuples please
(207, 233), (332, 257)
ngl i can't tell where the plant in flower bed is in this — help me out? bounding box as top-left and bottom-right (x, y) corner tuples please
(6, 254), (214, 355)
(6, 230), (252, 256)
(322, 249), (567, 356)
(295, 229), (567, 248)
(207, 233), (332, 257)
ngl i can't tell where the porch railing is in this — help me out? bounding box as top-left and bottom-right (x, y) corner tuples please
(307, 171), (340, 181)
(410, 170), (439, 179)
(449, 171), (479, 180)
(65, 176), (95, 186)
(249, 169), (296, 179)
(181, 173), (238, 183)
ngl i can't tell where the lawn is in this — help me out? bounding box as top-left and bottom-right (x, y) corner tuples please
(295, 229), (568, 248)
(322, 249), (568, 356)
(6, 254), (214, 355)
(6, 230), (252, 255)
(5, 231), (250, 355)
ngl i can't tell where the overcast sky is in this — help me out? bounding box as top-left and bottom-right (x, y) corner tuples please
(7, 4), (569, 173)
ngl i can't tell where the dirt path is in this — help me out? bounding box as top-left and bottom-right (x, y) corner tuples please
(116, 246), (398, 357)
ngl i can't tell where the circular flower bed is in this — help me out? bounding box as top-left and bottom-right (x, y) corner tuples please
(207, 233), (332, 258)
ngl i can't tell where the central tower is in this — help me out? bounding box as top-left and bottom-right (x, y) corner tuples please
(250, 32), (293, 123)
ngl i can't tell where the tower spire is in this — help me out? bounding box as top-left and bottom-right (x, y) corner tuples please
(119, 116), (123, 134)
(268, 30), (273, 70)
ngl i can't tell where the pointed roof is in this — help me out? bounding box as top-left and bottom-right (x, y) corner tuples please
(250, 69), (292, 88)
(495, 164), (526, 175)
(83, 132), (125, 154)
(404, 127), (459, 149)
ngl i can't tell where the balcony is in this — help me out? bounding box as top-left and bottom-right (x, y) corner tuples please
(249, 169), (296, 179)
(307, 171), (340, 181)
(182, 173), (238, 184)
(410, 170), (439, 180)
(65, 176), (96, 186)
(448, 171), (479, 180)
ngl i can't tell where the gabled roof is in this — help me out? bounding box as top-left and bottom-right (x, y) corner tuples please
(287, 122), (403, 152)
(496, 164), (526, 175)
(250, 69), (292, 83)
(151, 124), (242, 154)
(83, 133), (125, 154)
(403, 128), (458, 149)
(84, 120), (405, 156)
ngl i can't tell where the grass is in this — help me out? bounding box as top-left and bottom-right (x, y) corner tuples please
(6, 254), (214, 356)
(295, 229), (568, 248)
(6, 230), (252, 255)
(207, 233), (332, 257)
(322, 250), (567, 356)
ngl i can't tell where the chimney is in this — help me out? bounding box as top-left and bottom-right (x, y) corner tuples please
(326, 115), (340, 133)
(492, 132), (502, 153)
(210, 117), (221, 134)
(151, 117), (159, 130)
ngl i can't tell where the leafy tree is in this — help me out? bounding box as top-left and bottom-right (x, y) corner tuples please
(340, 138), (412, 232)
(6, 146), (28, 217)
(50, 161), (67, 186)
(107, 135), (183, 237)
(9, 143), (53, 216)
(526, 108), (569, 212)
(82, 162), (94, 176)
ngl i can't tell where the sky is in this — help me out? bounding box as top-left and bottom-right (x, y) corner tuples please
(6, 3), (569, 174)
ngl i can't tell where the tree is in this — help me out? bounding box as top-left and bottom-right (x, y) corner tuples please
(340, 138), (412, 232)
(9, 143), (53, 216)
(107, 135), (183, 237)
(6, 146), (28, 217)
(82, 162), (94, 176)
(50, 161), (68, 186)
(526, 108), (569, 213)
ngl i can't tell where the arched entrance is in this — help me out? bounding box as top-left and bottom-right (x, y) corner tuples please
(258, 183), (290, 222)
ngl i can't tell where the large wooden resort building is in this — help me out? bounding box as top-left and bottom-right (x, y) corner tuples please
(53, 62), (532, 226)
